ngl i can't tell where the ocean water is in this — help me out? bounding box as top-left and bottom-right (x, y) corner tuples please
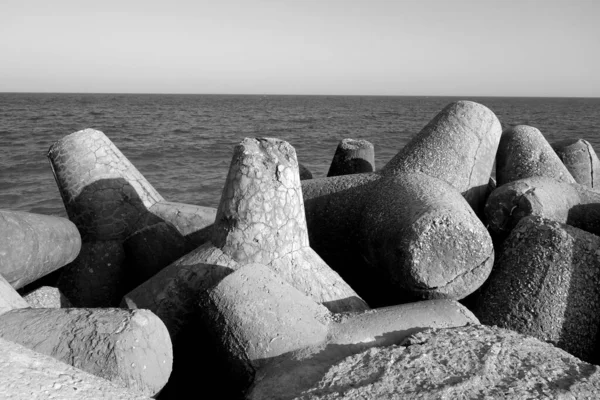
(1, 93), (599, 218)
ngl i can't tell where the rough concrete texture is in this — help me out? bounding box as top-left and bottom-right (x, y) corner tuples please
(123, 221), (187, 285)
(496, 125), (575, 186)
(0, 273), (29, 315)
(48, 128), (164, 241)
(209, 137), (367, 313)
(23, 285), (71, 308)
(382, 100), (502, 212)
(0, 337), (152, 399)
(0, 210), (81, 289)
(475, 216), (600, 363)
(0, 308), (172, 397)
(57, 240), (127, 307)
(552, 138), (600, 188)
(298, 163), (313, 180)
(249, 300), (478, 400)
(485, 176), (600, 237)
(361, 173), (494, 301)
(327, 138), (375, 177)
(122, 241), (237, 339)
(250, 324), (600, 400)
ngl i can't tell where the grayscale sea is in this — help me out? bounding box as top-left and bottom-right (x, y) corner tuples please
(1, 93), (599, 217)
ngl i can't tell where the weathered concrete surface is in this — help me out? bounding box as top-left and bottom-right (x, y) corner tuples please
(122, 242), (237, 339)
(249, 324), (600, 400)
(475, 216), (600, 363)
(298, 163), (313, 180)
(327, 139), (375, 177)
(0, 308), (172, 397)
(210, 137), (367, 313)
(0, 273), (29, 315)
(123, 221), (187, 285)
(48, 129), (164, 241)
(361, 173), (494, 302)
(496, 125), (575, 186)
(485, 176), (600, 237)
(57, 240), (127, 307)
(0, 337), (151, 399)
(552, 138), (600, 188)
(22, 285), (71, 308)
(0, 210), (81, 289)
(382, 100), (502, 212)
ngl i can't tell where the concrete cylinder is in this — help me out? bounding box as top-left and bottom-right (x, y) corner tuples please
(0, 210), (81, 289)
(496, 125), (575, 186)
(552, 138), (600, 188)
(0, 307), (172, 397)
(475, 216), (600, 363)
(298, 163), (313, 180)
(327, 138), (375, 177)
(361, 172), (494, 302)
(485, 176), (600, 237)
(47, 129), (164, 242)
(381, 101), (502, 213)
(0, 337), (151, 399)
(22, 286), (72, 308)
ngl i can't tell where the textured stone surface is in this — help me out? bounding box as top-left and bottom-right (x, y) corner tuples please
(0, 210), (81, 289)
(249, 301), (478, 400)
(327, 138), (375, 177)
(250, 324), (600, 400)
(552, 138), (600, 188)
(475, 216), (600, 363)
(0, 337), (151, 399)
(0, 273), (29, 315)
(123, 221), (187, 285)
(23, 285), (71, 308)
(298, 163), (313, 180)
(496, 125), (575, 186)
(48, 129), (164, 241)
(209, 137), (367, 313)
(122, 241), (237, 339)
(0, 308), (172, 396)
(485, 176), (600, 237)
(57, 240), (127, 307)
(382, 100), (501, 212)
(362, 173), (494, 302)
(148, 200), (217, 237)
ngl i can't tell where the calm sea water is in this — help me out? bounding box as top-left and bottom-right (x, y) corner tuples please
(1, 93), (599, 218)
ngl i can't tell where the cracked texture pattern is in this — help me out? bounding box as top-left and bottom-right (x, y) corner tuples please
(0, 210), (81, 289)
(381, 101), (501, 212)
(0, 337), (151, 400)
(0, 308), (172, 397)
(149, 201), (217, 237)
(252, 324), (600, 400)
(475, 216), (600, 363)
(48, 129), (164, 241)
(553, 138), (600, 188)
(496, 125), (575, 186)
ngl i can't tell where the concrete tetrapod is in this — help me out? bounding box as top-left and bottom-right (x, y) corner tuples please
(249, 324), (600, 400)
(327, 138), (375, 177)
(495, 125), (575, 186)
(552, 138), (600, 188)
(475, 216), (600, 363)
(0, 337), (151, 400)
(124, 137), (367, 332)
(197, 263), (479, 398)
(0, 308), (172, 397)
(485, 176), (600, 238)
(22, 286), (72, 308)
(0, 210), (81, 289)
(47, 129), (216, 306)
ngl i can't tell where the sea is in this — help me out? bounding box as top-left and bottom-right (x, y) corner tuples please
(1, 93), (599, 218)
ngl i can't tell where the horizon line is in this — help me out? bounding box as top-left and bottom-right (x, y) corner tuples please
(1, 91), (599, 100)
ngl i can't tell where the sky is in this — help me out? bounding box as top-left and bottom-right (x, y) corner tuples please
(1, 0), (598, 97)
